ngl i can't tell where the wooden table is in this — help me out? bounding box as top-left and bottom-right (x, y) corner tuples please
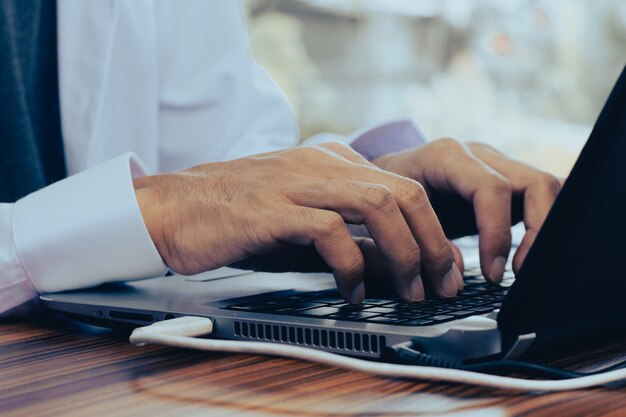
(3, 316), (626, 417)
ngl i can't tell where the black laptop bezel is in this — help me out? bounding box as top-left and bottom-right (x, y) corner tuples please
(498, 64), (626, 343)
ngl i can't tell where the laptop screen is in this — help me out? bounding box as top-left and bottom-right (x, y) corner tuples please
(498, 64), (626, 338)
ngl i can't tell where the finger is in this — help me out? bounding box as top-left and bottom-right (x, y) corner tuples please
(512, 229), (537, 273)
(512, 177), (560, 272)
(355, 237), (434, 300)
(279, 208), (366, 303)
(466, 142), (562, 272)
(353, 237), (396, 297)
(320, 142), (464, 296)
(449, 240), (465, 290)
(434, 141), (513, 283)
(474, 182), (512, 283)
(362, 174), (457, 298)
(295, 144), (457, 298)
(289, 180), (424, 302)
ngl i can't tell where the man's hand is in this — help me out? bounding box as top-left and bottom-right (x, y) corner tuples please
(134, 143), (462, 304)
(373, 138), (562, 284)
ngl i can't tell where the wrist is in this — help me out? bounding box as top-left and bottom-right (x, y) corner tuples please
(133, 176), (168, 265)
(371, 153), (393, 170)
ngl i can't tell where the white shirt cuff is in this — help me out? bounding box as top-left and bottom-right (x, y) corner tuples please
(0, 204), (39, 313)
(13, 153), (168, 293)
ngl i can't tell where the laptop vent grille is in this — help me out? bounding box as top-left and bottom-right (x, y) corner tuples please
(233, 321), (386, 354)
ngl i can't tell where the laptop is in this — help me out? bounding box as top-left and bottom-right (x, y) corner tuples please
(41, 64), (626, 363)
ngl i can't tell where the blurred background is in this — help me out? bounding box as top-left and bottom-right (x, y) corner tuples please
(246, 0), (626, 177)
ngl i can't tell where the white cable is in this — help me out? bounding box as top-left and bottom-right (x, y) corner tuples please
(129, 316), (626, 392)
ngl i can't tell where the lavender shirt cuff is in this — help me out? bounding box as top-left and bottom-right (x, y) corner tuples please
(349, 118), (429, 161)
(304, 118), (429, 161)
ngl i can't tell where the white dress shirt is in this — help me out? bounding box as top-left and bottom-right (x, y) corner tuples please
(0, 0), (426, 316)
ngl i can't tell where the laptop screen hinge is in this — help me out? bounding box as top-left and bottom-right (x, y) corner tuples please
(501, 333), (536, 359)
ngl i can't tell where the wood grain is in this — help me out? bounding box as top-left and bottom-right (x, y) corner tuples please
(2, 316), (626, 417)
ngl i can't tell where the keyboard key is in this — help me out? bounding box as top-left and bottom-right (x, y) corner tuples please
(227, 303), (260, 311)
(458, 289), (482, 297)
(272, 294), (314, 302)
(328, 312), (380, 321)
(431, 314), (455, 323)
(365, 307), (397, 314)
(258, 299), (287, 306)
(280, 302), (326, 312)
(223, 273), (516, 322)
(463, 278), (485, 285)
(420, 299), (448, 306)
(400, 302), (441, 310)
(381, 302), (405, 309)
(401, 310), (435, 318)
(313, 297), (346, 305)
(403, 318), (435, 326)
(448, 310), (475, 318)
(361, 298), (396, 306)
(270, 306), (309, 314)
(471, 295), (495, 303)
(464, 299), (490, 306)
(365, 316), (408, 324)
(469, 306), (495, 314)
(329, 302), (351, 308)
(333, 304), (372, 311)
(384, 311), (424, 320)
(401, 301), (425, 307)
(295, 306), (342, 317)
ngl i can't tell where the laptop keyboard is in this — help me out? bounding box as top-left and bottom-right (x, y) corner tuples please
(223, 267), (514, 326)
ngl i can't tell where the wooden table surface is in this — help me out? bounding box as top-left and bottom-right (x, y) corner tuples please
(3, 316), (626, 417)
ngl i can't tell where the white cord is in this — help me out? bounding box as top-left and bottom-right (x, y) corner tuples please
(129, 316), (626, 392)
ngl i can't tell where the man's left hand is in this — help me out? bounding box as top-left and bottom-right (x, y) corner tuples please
(372, 138), (563, 284)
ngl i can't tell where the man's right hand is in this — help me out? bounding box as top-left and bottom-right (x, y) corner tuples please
(133, 143), (461, 304)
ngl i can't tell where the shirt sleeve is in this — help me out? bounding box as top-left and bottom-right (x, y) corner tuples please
(154, 1), (298, 172)
(0, 153), (167, 316)
(304, 118), (429, 161)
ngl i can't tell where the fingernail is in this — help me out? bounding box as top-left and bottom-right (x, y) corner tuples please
(409, 274), (425, 301)
(490, 256), (507, 283)
(349, 282), (365, 304)
(441, 268), (458, 297)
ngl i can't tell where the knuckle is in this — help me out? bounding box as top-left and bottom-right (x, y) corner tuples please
(397, 179), (427, 206)
(362, 185), (395, 211)
(467, 140), (496, 152)
(298, 146), (323, 159)
(319, 213), (347, 237)
(435, 137), (465, 153)
(285, 146), (315, 165)
(320, 141), (352, 153)
(537, 172), (562, 195)
(339, 252), (365, 275)
(299, 145), (337, 162)
(488, 174), (513, 195)
(431, 242), (455, 272)
(399, 242), (422, 273)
